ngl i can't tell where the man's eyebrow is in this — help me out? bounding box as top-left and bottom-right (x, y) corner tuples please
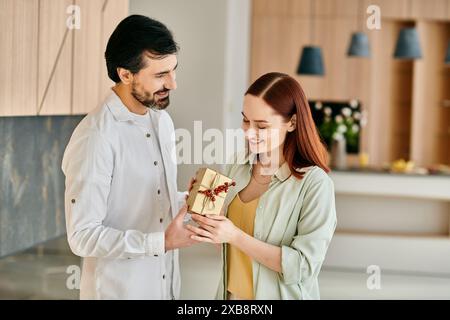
(154, 62), (178, 76)
(241, 112), (269, 123)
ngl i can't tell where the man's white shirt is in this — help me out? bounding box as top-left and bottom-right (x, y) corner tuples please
(62, 90), (186, 299)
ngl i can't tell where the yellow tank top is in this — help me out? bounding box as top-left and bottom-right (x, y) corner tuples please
(227, 193), (259, 300)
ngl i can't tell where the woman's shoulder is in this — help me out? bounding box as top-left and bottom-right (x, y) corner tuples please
(295, 165), (333, 187)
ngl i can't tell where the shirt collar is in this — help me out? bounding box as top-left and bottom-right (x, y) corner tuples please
(106, 89), (161, 125)
(106, 90), (134, 122)
(242, 151), (292, 182)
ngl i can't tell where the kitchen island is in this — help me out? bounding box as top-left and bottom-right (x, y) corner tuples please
(325, 170), (450, 276)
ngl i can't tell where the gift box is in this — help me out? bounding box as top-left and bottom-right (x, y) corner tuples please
(186, 168), (236, 215)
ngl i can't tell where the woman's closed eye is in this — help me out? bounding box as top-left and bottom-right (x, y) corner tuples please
(243, 118), (269, 130)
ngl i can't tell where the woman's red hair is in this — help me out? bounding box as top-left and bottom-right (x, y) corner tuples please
(246, 72), (330, 178)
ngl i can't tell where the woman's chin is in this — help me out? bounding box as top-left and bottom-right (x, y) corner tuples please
(249, 144), (267, 154)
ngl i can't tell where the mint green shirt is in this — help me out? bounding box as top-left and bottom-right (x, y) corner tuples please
(216, 152), (337, 300)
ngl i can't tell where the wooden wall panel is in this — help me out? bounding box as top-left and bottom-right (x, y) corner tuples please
(410, 22), (450, 166)
(362, 0), (409, 20)
(0, 0), (39, 116)
(411, 0), (450, 20)
(250, 16), (308, 81)
(367, 21), (414, 165)
(250, 0), (449, 167)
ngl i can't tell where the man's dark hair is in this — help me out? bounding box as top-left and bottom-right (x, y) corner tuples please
(105, 15), (179, 83)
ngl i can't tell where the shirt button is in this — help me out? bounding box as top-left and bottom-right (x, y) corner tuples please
(71, 199), (76, 204)
(154, 161), (158, 166)
(157, 189), (161, 195)
(146, 133), (151, 138)
(160, 218), (163, 223)
(154, 254), (158, 257)
(162, 274), (166, 280)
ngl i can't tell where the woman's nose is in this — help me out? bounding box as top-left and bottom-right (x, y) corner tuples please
(244, 128), (258, 139)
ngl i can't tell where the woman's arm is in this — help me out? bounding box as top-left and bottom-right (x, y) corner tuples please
(188, 214), (282, 273)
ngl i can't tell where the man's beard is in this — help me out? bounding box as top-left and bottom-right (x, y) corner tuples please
(131, 81), (170, 110)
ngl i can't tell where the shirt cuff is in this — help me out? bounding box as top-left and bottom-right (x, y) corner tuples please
(280, 245), (303, 285)
(145, 232), (165, 256)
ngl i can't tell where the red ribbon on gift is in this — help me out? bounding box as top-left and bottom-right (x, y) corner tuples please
(198, 181), (236, 202)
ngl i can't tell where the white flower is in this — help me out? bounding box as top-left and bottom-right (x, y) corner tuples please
(335, 115), (343, 123)
(350, 99), (358, 109)
(342, 107), (352, 117)
(360, 118), (367, 127)
(352, 124), (359, 133)
(337, 124), (347, 133)
(315, 101), (323, 110)
(324, 106), (332, 116)
(360, 110), (368, 127)
(332, 132), (344, 141)
(353, 111), (361, 120)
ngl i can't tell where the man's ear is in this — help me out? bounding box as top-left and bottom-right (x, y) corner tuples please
(117, 67), (133, 85)
(287, 114), (297, 132)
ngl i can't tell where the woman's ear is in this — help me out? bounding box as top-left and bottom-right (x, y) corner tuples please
(287, 114), (297, 132)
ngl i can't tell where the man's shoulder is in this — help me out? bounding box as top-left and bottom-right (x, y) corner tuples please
(76, 97), (118, 135)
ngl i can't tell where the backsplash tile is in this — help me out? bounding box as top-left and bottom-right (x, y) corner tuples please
(0, 115), (83, 257)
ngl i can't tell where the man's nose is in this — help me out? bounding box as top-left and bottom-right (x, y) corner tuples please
(165, 73), (177, 90)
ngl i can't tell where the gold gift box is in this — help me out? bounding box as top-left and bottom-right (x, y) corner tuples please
(186, 168), (235, 215)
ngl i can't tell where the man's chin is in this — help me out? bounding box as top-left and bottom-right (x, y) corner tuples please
(152, 97), (170, 110)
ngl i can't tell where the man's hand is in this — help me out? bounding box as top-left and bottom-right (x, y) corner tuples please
(165, 204), (198, 251)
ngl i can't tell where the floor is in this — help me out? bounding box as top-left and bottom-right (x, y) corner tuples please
(0, 236), (449, 300)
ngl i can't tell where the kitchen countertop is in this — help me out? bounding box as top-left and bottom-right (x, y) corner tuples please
(329, 169), (450, 201)
(331, 167), (450, 178)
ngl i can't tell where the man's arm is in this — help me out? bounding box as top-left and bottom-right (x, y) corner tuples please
(62, 127), (165, 259)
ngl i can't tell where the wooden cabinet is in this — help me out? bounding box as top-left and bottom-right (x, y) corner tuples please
(0, 0), (39, 116)
(71, 0), (104, 115)
(99, 0), (130, 104)
(72, 0), (129, 114)
(0, 0), (128, 117)
(38, 0), (73, 115)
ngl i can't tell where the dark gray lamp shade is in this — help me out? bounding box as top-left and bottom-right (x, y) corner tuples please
(347, 32), (370, 57)
(394, 27), (422, 59)
(297, 46), (325, 76)
(445, 40), (450, 64)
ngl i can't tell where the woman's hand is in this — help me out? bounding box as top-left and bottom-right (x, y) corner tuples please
(187, 214), (241, 245)
(189, 213), (282, 273)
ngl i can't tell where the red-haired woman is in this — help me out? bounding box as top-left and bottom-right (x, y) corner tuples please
(187, 72), (337, 300)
